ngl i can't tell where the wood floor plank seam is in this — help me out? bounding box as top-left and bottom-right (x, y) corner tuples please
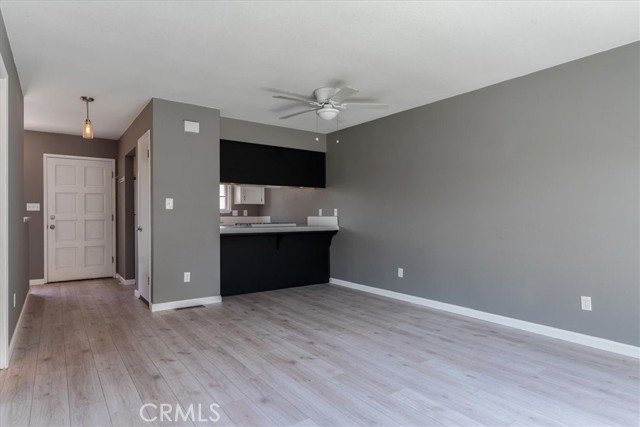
(3, 280), (638, 427)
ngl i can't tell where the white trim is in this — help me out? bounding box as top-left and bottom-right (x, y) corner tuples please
(43, 154), (116, 283)
(136, 130), (152, 304)
(0, 50), (9, 369)
(150, 296), (222, 312)
(115, 273), (135, 286)
(6, 291), (30, 369)
(330, 278), (640, 359)
(134, 289), (140, 298)
(29, 279), (45, 286)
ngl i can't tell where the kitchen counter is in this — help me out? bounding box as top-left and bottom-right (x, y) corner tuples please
(220, 225), (339, 234)
(220, 225), (339, 297)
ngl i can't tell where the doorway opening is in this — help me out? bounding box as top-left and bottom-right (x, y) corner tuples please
(135, 130), (151, 304)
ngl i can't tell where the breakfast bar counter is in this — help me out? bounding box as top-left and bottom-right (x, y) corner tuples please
(220, 225), (339, 296)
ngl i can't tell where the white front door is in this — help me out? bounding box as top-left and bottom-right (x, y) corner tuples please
(45, 155), (115, 282)
(136, 131), (152, 302)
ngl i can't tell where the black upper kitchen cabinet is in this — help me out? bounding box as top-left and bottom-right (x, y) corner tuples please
(220, 140), (326, 188)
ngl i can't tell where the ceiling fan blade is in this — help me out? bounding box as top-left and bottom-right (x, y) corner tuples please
(330, 87), (359, 103)
(343, 102), (389, 109)
(273, 95), (315, 104)
(279, 109), (318, 119)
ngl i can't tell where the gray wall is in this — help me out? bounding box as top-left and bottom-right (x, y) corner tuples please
(23, 131), (118, 280)
(259, 188), (327, 224)
(326, 42), (640, 346)
(220, 195), (260, 218)
(116, 101), (152, 280)
(221, 117), (326, 152)
(1, 9), (27, 343)
(152, 99), (220, 304)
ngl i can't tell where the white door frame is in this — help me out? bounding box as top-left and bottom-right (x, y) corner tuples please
(136, 130), (152, 303)
(0, 44), (10, 368)
(43, 154), (116, 283)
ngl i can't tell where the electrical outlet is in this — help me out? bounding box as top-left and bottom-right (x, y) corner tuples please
(581, 296), (592, 311)
(334, 208), (338, 216)
(165, 198), (174, 210)
(243, 210), (248, 216)
(184, 272), (191, 283)
(398, 268), (404, 278)
(318, 209), (323, 216)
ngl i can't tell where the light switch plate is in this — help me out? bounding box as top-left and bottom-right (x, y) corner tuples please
(581, 296), (592, 311)
(183, 272), (191, 283)
(184, 120), (200, 134)
(165, 198), (174, 210)
(232, 210), (238, 216)
(26, 203), (40, 211)
(398, 268), (404, 278)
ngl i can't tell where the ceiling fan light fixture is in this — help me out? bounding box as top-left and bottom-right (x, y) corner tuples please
(317, 107), (339, 120)
(81, 96), (95, 139)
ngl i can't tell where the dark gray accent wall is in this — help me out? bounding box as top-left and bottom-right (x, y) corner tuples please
(116, 101), (152, 280)
(1, 9), (27, 343)
(326, 42), (640, 346)
(152, 99), (220, 303)
(221, 117), (326, 152)
(23, 131), (118, 280)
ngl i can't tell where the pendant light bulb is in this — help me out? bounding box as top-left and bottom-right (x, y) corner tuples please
(81, 96), (95, 140)
(83, 119), (94, 139)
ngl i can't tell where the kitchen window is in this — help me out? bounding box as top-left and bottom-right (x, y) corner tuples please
(220, 184), (232, 213)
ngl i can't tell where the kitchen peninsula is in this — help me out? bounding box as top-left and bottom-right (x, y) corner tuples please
(220, 223), (339, 296)
(219, 137), (333, 296)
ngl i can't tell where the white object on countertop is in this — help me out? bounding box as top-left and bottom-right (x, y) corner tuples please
(307, 216), (338, 226)
(220, 216), (270, 225)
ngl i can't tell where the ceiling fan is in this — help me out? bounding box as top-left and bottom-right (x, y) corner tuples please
(273, 87), (388, 120)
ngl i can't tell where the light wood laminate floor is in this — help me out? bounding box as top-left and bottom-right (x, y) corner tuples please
(0, 279), (638, 426)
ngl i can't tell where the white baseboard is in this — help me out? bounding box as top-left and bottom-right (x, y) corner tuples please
(150, 295), (222, 312)
(330, 278), (640, 359)
(29, 278), (45, 286)
(115, 274), (135, 286)
(134, 289), (140, 298)
(5, 290), (31, 368)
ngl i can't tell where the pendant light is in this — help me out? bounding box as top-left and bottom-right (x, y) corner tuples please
(81, 96), (94, 139)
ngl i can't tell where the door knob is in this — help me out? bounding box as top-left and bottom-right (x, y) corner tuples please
(137, 226), (143, 231)
(49, 225), (55, 230)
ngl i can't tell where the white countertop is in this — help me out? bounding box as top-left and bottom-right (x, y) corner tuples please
(220, 225), (339, 234)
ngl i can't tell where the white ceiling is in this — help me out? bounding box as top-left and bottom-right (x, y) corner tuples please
(1, 1), (638, 140)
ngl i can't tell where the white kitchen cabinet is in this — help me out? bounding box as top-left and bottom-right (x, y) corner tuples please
(234, 186), (265, 205)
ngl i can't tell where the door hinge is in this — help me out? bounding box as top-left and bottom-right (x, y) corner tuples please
(147, 276), (150, 285)
(112, 214), (114, 221)
(112, 171), (114, 178)
(147, 149), (150, 158)
(112, 256), (114, 263)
